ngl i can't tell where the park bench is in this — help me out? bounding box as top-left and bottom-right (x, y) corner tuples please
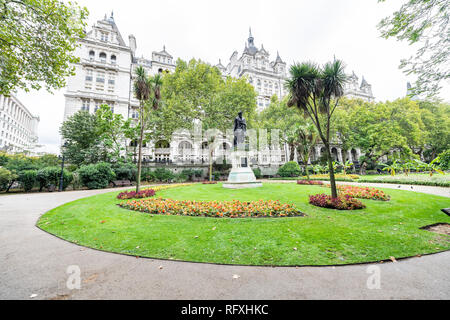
(112, 180), (133, 187)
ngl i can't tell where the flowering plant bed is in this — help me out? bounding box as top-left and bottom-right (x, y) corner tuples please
(297, 180), (324, 185)
(309, 194), (366, 210)
(202, 181), (218, 184)
(329, 185), (390, 201)
(117, 189), (156, 200)
(119, 198), (305, 218)
(116, 184), (191, 200)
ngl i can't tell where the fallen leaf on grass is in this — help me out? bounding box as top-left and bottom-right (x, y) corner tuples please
(389, 256), (397, 263)
(212, 227), (216, 231)
(100, 220), (106, 224)
(293, 247), (298, 251)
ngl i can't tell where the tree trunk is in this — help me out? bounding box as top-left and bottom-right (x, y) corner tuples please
(289, 142), (295, 161)
(136, 104), (144, 192)
(325, 144), (338, 198)
(209, 148), (213, 181)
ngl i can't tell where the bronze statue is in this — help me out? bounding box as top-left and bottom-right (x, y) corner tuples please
(233, 111), (247, 148)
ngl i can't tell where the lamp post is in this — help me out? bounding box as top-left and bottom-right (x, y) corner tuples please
(59, 142), (68, 192)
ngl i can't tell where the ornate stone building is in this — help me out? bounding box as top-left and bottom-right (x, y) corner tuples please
(0, 94), (39, 153)
(63, 14), (366, 173)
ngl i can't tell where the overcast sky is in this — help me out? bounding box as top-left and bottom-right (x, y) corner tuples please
(16, 0), (450, 154)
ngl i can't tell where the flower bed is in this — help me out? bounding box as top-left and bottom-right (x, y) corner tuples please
(202, 181), (218, 184)
(309, 194), (366, 210)
(297, 180), (324, 185)
(325, 185), (390, 201)
(116, 184), (191, 200)
(119, 198), (305, 218)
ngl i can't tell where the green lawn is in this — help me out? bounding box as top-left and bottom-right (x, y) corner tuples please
(37, 183), (450, 266)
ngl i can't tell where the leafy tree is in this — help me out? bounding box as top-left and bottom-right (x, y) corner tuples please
(438, 149), (450, 170)
(0, 0), (88, 95)
(60, 110), (101, 166)
(286, 60), (347, 198)
(95, 104), (126, 163)
(160, 59), (256, 137)
(257, 96), (306, 161)
(18, 169), (36, 191)
(378, 0), (449, 97)
(0, 167), (16, 191)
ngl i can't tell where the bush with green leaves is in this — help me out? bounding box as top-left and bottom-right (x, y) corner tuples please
(253, 167), (262, 179)
(0, 167), (17, 191)
(77, 162), (115, 189)
(113, 163), (137, 181)
(18, 170), (37, 192)
(153, 168), (175, 182)
(37, 167), (73, 191)
(277, 161), (302, 177)
(439, 149), (450, 171)
(141, 169), (156, 182)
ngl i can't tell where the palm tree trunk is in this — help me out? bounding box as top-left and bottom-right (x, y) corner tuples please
(136, 104), (144, 192)
(325, 144), (338, 198)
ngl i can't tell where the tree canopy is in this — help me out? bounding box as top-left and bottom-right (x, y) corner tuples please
(0, 0), (88, 95)
(378, 0), (449, 97)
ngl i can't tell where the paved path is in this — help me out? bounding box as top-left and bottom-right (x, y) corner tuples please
(0, 186), (449, 300)
(263, 179), (450, 198)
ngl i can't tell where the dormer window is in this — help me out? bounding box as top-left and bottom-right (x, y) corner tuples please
(111, 55), (116, 64)
(89, 50), (95, 61)
(100, 32), (108, 42)
(99, 52), (106, 63)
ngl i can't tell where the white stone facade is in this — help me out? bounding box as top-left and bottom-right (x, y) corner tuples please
(0, 94), (39, 153)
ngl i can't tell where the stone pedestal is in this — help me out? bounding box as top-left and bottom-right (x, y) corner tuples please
(223, 151), (263, 189)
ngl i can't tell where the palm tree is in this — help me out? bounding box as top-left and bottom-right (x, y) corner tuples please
(342, 160), (353, 175)
(286, 60), (347, 198)
(133, 66), (151, 192)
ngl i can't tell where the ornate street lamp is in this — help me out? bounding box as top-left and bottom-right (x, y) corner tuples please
(59, 142), (68, 192)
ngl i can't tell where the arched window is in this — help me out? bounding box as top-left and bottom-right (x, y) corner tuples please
(155, 140), (170, 149)
(111, 55), (116, 64)
(99, 52), (107, 63)
(89, 50), (95, 61)
(158, 68), (163, 73)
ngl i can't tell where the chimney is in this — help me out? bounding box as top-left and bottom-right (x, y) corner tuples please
(128, 34), (137, 56)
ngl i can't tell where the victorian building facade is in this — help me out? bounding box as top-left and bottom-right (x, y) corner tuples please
(0, 94), (39, 153)
(63, 13), (365, 173)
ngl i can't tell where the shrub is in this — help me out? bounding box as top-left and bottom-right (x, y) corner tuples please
(36, 167), (73, 191)
(212, 171), (221, 181)
(439, 149), (450, 170)
(0, 167), (17, 191)
(309, 194), (366, 210)
(120, 198), (305, 218)
(278, 161), (302, 177)
(297, 180), (324, 185)
(174, 172), (189, 183)
(113, 163), (137, 181)
(77, 162), (115, 189)
(253, 167), (262, 179)
(18, 170), (37, 192)
(141, 169), (156, 182)
(153, 168), (175, 182)
(117, 189), (155, 200)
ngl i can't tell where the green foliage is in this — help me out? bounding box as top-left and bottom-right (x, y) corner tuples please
(153, 168), (175, 182)
(278, 161), (302, 177)
(18, 169), (37, 192)
(77, 162), (115, 190)
(113, 163), (137, 181)
(252, 167), (262, 179)
(438, 149), (450, 170)
(0, 0), (89, 95)
(378, 0), (449, 97)
(36, 166), (73, 191)
(141, 169), (156, 182)
(0, 167), (16, 191)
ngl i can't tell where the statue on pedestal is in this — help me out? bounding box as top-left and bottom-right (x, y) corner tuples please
(233, 111), (246, 148)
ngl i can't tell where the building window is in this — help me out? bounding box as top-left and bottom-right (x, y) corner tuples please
(85, 69), (93, 82)
(81, 100), (90, 112)
(89, 50), (95, 61)
(96, 71), (105, 83)
(99, 52), (107, 63)
(94, 101), (101, 113)
(100, 32), (108, 42)
(111, 55), (116, 64)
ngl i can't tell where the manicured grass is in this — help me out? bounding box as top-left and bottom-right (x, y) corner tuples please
(37, 183), (450, 266)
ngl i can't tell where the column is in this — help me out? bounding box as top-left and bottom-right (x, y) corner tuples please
(337, 148), (343, 163)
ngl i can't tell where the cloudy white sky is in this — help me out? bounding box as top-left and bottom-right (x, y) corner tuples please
(16, 0), (449, 154)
